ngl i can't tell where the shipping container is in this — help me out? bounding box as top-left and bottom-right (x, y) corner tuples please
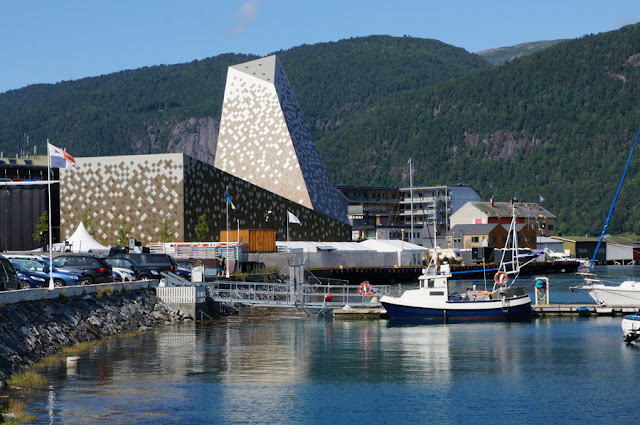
(220, 229), (276, 253)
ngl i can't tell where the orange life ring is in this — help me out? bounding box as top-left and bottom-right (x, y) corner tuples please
(358, 281), (373, 296)
(494, 271), (509, 286)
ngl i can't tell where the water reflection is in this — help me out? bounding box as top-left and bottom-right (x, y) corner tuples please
(10, 274), (640, 423)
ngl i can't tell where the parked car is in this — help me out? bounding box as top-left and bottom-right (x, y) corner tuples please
(112, 267), (135, 282)
(104, 257), (160, 280)
(27, 258), (90, 284)
(52, 255), (113, 284)
(10, 259), (84, 288)
(0, 256), (20, 291)
(112, 253), (177, 273)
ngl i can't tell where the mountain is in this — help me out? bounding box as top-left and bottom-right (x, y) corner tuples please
(2, 26), (640, 236)
(476, 40), (570, 65)
(318, 24), (640, 236)
(0, 35), (489, 160)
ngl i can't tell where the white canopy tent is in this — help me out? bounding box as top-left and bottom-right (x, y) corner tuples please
(64, 221), (109, 252)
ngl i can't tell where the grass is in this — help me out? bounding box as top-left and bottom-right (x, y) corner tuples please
(7, 371), (47, 390)
(95, 286), (114, 299)
(0, 399), (36, 424)
(59, 340), (99, 356)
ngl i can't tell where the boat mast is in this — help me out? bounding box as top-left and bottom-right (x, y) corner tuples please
(409, 158), (413, 245)
(589, 128), (640, 271)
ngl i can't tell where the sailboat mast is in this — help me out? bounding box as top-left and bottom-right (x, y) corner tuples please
(409, 158), (413, 245)
(588, 127), (640, 271)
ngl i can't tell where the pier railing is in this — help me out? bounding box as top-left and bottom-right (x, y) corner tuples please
(207, 280), (390, 307)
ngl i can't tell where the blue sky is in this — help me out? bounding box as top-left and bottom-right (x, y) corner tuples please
(1, 0), (637, 94)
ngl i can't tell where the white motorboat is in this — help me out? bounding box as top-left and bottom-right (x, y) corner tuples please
(621, 313), (640, 343)
(571, 275), (640, 306)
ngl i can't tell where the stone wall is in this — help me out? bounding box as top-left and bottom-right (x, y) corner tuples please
(0, 288), (180, 389)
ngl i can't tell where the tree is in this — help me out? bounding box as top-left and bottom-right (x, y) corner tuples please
(195, 214), (209, 241)
(115, 219), (132, 247)
(81, 208), (95, 236)
(159, 217), (172, 242)
(33, 210), (48, 248)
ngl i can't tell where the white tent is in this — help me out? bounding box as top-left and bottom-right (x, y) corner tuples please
(66, 221), (109, 252)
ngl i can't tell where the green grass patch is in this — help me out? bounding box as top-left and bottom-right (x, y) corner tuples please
(0, 399), (36, 424)
(7, 371), (47, 390)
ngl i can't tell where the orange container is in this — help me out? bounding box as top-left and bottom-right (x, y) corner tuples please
(220, 229), (276, 253)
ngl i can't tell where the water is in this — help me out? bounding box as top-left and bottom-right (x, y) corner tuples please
(10, 266), (640, 424)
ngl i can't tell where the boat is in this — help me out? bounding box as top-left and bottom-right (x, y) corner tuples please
(571, 275), (640, 306)
(570, 128), (640, 305)
(621, 314), (640, 343)
(380, 207), (532, 321)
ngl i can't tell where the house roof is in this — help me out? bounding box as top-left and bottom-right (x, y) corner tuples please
(603, 235), (640, 247)
(471, 201), (555, 219)
(449, 224), (501, 235)
(551, 236), (600, 243)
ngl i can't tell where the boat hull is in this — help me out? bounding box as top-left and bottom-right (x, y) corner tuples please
(381, 296), (532, 320)
(579, 283), (640, 306)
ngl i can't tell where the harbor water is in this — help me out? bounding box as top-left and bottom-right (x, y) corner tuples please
(10, 266), (640, 424)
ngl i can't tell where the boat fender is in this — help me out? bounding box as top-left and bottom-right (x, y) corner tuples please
(358, 281), (373, 296)
(494, 271), (509, 286)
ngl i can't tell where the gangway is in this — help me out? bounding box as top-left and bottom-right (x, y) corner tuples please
(207, 279), (390, 309)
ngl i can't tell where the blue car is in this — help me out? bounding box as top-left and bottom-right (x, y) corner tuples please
(10, 259), (84, 288)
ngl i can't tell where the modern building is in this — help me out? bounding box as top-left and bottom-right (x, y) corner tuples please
(58, 55), (350, 246)
(0, 155), (59, 251)
(450, 199), (556, 237)
(215, 55), (348, 225)
(337, 184), (480, 247)
(60, 153), (350, 246)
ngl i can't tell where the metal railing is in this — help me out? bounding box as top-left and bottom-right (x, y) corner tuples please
(207, 280), (390, 307)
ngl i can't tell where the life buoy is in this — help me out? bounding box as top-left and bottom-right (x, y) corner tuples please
(358, 281), (373, 296)
(494, 271), (509, 286)
(535, 278), (547, 289)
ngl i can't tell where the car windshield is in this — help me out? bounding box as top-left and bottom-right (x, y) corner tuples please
(14, 260), (46, 272)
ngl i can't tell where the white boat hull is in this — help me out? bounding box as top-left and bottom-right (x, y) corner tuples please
(578, 281), (640, 306)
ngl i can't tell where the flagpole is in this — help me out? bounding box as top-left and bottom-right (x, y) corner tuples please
(225, 185), (230, 278)
(286, 212), (290, 251)
(47, 140), (54, 289)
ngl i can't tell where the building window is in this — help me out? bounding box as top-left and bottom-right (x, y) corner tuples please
(471, 236), (479, 243)
(548, 224), (554, 231)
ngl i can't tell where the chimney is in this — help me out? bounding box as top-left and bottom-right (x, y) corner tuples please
(490, 197), (494, 208)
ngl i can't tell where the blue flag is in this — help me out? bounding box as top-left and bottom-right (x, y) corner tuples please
(225, 188), (236, 210)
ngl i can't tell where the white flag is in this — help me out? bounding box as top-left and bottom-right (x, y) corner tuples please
(48, 143), (77, 169)
(287, 211), (301, 225)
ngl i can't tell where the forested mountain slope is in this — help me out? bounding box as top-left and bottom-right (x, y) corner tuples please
(0, 36), (488, 159)
(319, 24), (640, 235)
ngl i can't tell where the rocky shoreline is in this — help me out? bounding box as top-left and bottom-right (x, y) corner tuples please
(0, 288), (186, 390)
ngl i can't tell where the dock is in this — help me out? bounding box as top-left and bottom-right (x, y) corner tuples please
(329, 304), (640, 320)
(531, 304), (640, 316)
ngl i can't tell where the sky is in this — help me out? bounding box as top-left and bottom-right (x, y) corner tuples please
(0, 0), (638, 94)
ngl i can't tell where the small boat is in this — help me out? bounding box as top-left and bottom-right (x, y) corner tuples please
(379, 261), (531, 320)
(380, 208), (532, 321)
(571, 275), (640, 306)
(621, 314), (640, 343)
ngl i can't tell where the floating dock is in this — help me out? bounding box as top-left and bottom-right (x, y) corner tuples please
(330, 304), (640, 319)
(531, 304), (640, 316)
